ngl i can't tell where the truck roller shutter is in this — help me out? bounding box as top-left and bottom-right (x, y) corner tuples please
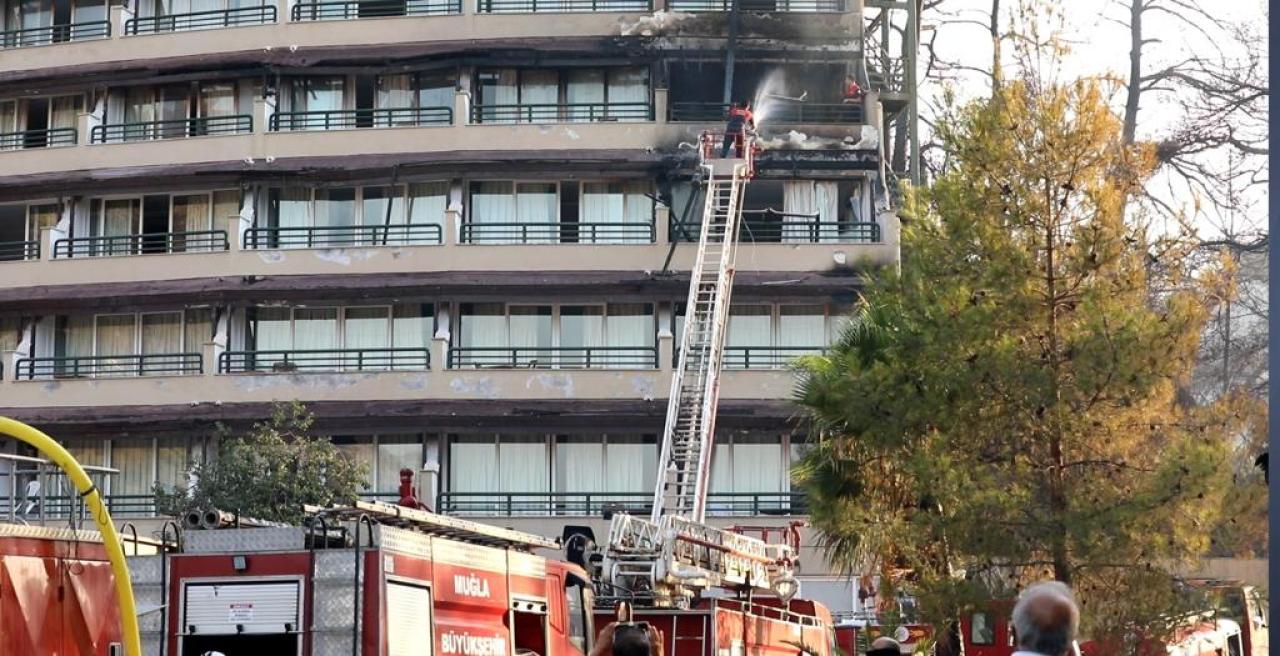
(184, 580), (301, 635)
(387, 581), (433, 656)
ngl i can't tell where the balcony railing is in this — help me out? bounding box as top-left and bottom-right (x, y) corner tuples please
(723, 346), (825, 369)
(437, 491), (807, 516)
(219, 348), (432, 373)
(125, 5), (277, 34)
(0, 127), (78, 150)
(1, 494), (158, 520)
(243, 224), (443, 249)
(0, 240), (38, 262)
(670, 101), (862, 123)
(15, 353), (203, 379)
(53, 230), (230, 258)
(673, 214), (881, 244)
(668, 0), (842, 10)
(448, 346), (658, 369)
(89, 115), (253, 143)
(291, 0), (461, 19)
(477, 0), (650, 12)
(459, 221), (655, 244)
(471, 102), (652, 124)
(0, 20), (110, 48)
(270, 106), (453, 131)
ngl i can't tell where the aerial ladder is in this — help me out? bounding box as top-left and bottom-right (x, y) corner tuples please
(599, 132), (799, 608)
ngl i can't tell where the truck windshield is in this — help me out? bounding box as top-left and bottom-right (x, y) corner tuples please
(566, 576), (593, 654)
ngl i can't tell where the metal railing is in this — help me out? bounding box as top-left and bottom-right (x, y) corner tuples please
(125, 5), (277, 33)
(15, 353), (204, 379)
(0, 240), (38, 261)
(219, 348), (431, 373)
(668, 0), (841, 10)
(437, 491), (807, 516)
(471, 102), (652, 124)
(723, 346), (825, 369)
(53, 230), (230, 258)
(0, 20), (110, 48)
(0, 127), (78, 150)
(448, 346), (658, 369)
(89, 115), (253, 142)
(670, 101), (862, 123)
(243, 224), (443, 249)
(269, 106), (453, 131)
(477, 0), (649, 11)
(459, 221), (655, 244)
(673, 215), (881, 243)
(291, 0), (460, 19)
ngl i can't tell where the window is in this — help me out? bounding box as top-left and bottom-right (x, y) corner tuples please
(50, 310), (210, 377)
(564, 577), (592, 655)
(710, 434), (785, 497)
(474, 68), (650, 124)
(678, 303), (837, 369)
(246, 304), (433, 371)
(969, 612), (995, 645)
(553, 435), (656, 503)
(285, 77), (346, 116)
(265, 185), (445, 247)
(579, 182), (653, 243)
(447, 435), (550, 513)
(454, 303), (654, 369)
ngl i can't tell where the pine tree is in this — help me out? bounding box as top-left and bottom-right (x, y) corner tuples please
(793, 78), (1237, 645)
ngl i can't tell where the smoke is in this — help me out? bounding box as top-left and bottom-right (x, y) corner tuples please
(750, 68), (794, 130)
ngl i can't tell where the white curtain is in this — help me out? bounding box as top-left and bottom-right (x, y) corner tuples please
(555, 437), (604, 493)
(360, 186), (404, 245)
(604, 435), (655, 501)
(61, 315), (94, 362)
(0, 101), (14, 135)
(407, 182), (447, 244)
(624, 181), (653, 232)
(184, 308), (213, 352)
(559, 306), (603, 368)
(480, 70), (518, 124)
(156, 436), (195, 492)
(606, 68), (649, 120)
(469, 182), (516, 243)
(779, 305), (826, 362)
(334, 437), (376, 492)
(565, 70), (604, 123)
(726, 305), (772, 369)
(171, 194), (211, 252)
(509, 306), (551, 366)
(344, 307), (390, 370)
(392, 304), (432, 369)
(458, 303), (506, 367)
(140, 312), (182, 374)
(200, 83), (236, 118)
(377, 435), (423, 495)
(782, 181), (816, 243)
(449, 437), (498, 493)
(274, 188), (311, 248)
(96, 314), (136, 377)
(50, 96), (81, 130)
(111, 439), (153, 500)
(376, 75), (414, 126)
(294, 308), (338, 368)
(815, 181), (839, 243)
(734, 437), (784, 493)
(605, 303), (653, 369)
(516, 183), (556, 244)
(519, 70), (558, 122)
(314, 188), (356, 229)
(498, 436), (549, 514)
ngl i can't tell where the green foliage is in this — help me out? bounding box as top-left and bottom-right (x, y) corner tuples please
(793, 78), (1238, 644)
(154, 401), (368, 524)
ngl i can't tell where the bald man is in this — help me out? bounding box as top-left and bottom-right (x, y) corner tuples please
(865, 636), (903, 656)
(1011, 581), (1081, 656)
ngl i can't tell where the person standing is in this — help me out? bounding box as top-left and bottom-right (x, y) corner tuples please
(719, 101), (755, 158)
(1011, 582), (1081, 656)
(842, 74), (863, 103)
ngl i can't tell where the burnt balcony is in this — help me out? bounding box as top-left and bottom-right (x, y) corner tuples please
(15, 353), (203, 379)
(722, 345), (826, 369)
(124, 5), (277, 34)
(243, 223), (444, 249)
(89, 115), (253, 143)
(447, 345), (658, 369)
(669, 101), (863, 124)
(218, 347), (432, 373)
(672, 211), (881, 244)
(470, 102), (652, 124)
(437, 491), (807, 517)
(269, 106), (453, 131)
(0, 127), (78, 151)
(52, 231), (230, 258)
(0, 20), (109, 48)
(458, 220), (656, 245)
(668, 0), (842, 10)
(290, 0), (460, 20)
(0, 240), (39, 262)
(476, 0), (650, 12)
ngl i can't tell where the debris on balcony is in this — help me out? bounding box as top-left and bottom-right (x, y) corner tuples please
(756, 125), (877, 151)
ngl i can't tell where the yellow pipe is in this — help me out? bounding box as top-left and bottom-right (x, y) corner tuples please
(0, 416), (142, 656)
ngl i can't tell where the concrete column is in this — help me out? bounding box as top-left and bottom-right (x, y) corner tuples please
(225, 214), (244, 251)
(1, 350), (16, 383)
(453, 89), (470, 126)
(39, 226), (56, 261)
(202, 341), (221, 375)
(278, 0), (292, 22)
(433, 304), (452, 369)
(443, 208), (459, 246)
(658, 334), (673, 372)
(653, 87), (669, 124)
(109, 4), (129, 37)
(655, 205), (670, 244)
(75, 112), (93, 145)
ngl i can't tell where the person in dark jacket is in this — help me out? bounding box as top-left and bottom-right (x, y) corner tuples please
(719, 101), (755, 158)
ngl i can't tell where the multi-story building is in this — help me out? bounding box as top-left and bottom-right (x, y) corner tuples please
(0, 0), (916, 611)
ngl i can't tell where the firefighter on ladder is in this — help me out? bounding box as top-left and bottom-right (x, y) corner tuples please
(719, 100), (755, 158)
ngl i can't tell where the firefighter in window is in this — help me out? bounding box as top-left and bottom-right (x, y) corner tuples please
(719, 100), (755, 159)
(842, 74), (863, 104)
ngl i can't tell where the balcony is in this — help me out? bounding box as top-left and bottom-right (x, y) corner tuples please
(670, 101), (863, 124)
(722, 345), (824, 369)
(89, 115), (254, 143)
(244, 224), (444, 249)
(668, 0), (842, 10)
(447, 346), (658, 369)
(471, 102), (652, 124)
(0, 128), (78, 151)
(15, 353), (203, 379)
(0, 240), (38, 262)
(476, 0), (650, 12)
(125, 5), (277, 33)
(269, 107), (454, 131)
(218, 347), (431, 373)
(437, 491), (807, 516)
(458, 221), (655, 244)
(673, 213), (882, 244)
(291, 0), (461, 20)
(52, 231), (230, 258)
(0, 20), (110, 48)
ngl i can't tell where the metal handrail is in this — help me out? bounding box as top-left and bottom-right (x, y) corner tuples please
(673, 215), (881, 243)
(667, 0), (842, 10)
(437, 491), (808, 516)
(477, 0), (649, 12)
(723, 345), (827, 369)
(269, 106), (453, 131)
(243, 223), (443, 249)
(90, 115), (253, 142)
(15, 353), (203, 379)
(125, 4), (277, 33)
(459, 220), (655, 244)
(0, 240), (39, 261)
(448, 345), (658, 369)
(471, 102), (652, 124)
(0, 127), (78, 150)
(53, 230), (230, 258)
(218, 347), (431, 373)
(669, 101), (862, 123)
(0, 494), (156, 518)
(0, 20), (110, 47)
(291, 0), (460, 19)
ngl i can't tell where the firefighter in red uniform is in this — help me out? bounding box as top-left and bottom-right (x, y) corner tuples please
(719, 100), (755, 158)
(843, 74), (862, 103)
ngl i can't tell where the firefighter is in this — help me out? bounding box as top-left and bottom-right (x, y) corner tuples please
(719, 100), (755, 158)
(842, 74), (863, 103)
(591, 622), (664, 656)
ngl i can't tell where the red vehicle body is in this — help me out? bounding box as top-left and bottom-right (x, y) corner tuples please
(602, 597), (836, 656)
(0, 524), (124, 656)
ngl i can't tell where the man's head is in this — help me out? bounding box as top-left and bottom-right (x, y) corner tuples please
(612, 623), (653, 656)
(1011, 581), (1080, 656)
(865, 637), (901, 656)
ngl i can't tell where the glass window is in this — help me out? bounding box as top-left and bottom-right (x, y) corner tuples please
(184, 309), (213, 352)
(458, 303), (506, 349)
(477, 69), (518, 123)
(509, 306), (552, 365)
(516, 182), (557, 243)
(96, 314), (137, 376)
(0, 316), (21, 352)
(345, 306), (390, 369)
(377, 435), (423, 495)
(606, 303), (654, 369)
(970, 613), (994, 645)
(607, 68), (649, 107)
(499, 435), (549, 512)
(314, 188), (357, 228)
(416, 71), (455, 112)
(333, 436), (376, 492)
(779, 305), (826, 352)
(604, 435), (656, 498)
(407, 182), (448, 240)
(554, 436), (604, 494)
(392, 303), (433, 370)
(565, 578), (590, 655)
(156, 436), (198, 492)
(140, 312), (182, 374)
(289, 77), (345, 115)
(727, 305), (773, 368)
(27, 203), (59, 241)
(294, 309), (339, 369)
(560, 306), (603, 368)
(112, 438), (154, 498)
